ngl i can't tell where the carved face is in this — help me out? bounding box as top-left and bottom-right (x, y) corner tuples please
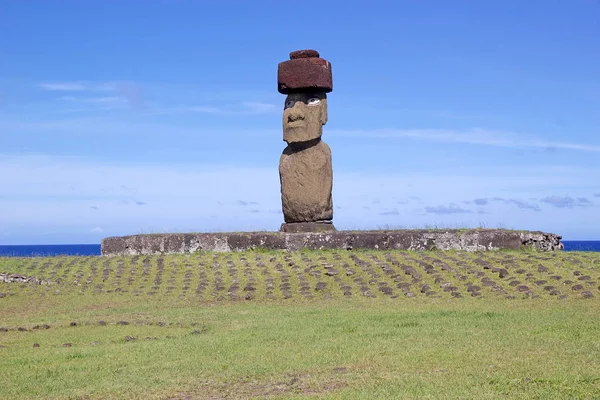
(282, 92), (328, 143)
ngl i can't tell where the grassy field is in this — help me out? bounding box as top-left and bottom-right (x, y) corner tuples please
(1, 249), (599, 399)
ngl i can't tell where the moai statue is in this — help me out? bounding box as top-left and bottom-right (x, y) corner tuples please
(277, 49), (335, 233)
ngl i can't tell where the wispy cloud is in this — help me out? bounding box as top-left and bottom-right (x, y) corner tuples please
(187, 102), (278, 115)
(504, 198), (540, 211)
(38, 82), (89, 91)
(37, 81), (116, 92)
(236, 200), (259, 206)
(379, 208), (399, 216)
(331, 128), (600, 153)
(468, 197), (540, 211)
(90, 227), (104, 233)
(38, 81), (144, 107)
(59, 96), (128, 105)
(540, 196), (593, 209)
(424, 204), (472, 215)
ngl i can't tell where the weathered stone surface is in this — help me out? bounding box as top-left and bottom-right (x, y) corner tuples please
(101, 229), (563, 255)
(519, 231), (564, 251)
(278, 55), (332, 94)
(280, 139), (333, 223)
(280, 222), (336, 233)
(0, 273), (51, 285)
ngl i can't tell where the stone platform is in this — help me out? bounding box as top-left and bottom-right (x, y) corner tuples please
(101, 229), (563, 256)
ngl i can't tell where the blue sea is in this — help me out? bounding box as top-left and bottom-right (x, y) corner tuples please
(0, 241), (598, 257)
(0, 244), (101, 257)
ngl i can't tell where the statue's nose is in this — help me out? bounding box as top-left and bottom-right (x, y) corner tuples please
(287, 106), (305, 122)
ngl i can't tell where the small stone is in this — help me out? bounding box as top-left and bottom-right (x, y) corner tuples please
(117, 321), (129, 325)
(98, 320), (107, 326)
(125, 336), (136, 342)
(33, 343), (40, 348)
(379, 286), (393, 295)
(572, 284), (584, 291)
(62, 343), (72, 347)
(582, 291), (594, 299)
(498, 269), (509, 278)
(70, 322), (77, 327)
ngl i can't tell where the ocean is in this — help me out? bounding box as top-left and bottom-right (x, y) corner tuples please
(0, 241), (598, 257)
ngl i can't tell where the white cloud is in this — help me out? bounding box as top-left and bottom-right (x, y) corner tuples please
(58, 96), (128, 105)
(90, 227), (104, 233)
(0, 153), (597, 240)
(37, 81), (119, 92)
(330, 128), (600, 153)
(38, 82), (89, 91)
(186, 102), (278, 115)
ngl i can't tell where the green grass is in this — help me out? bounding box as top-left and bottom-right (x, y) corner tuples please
(1, 250), (599, 399)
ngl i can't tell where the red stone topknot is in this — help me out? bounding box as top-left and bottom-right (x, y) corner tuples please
(278, 49), (333, 94)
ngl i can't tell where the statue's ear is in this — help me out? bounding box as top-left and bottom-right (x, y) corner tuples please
(320, 98), (328, 125)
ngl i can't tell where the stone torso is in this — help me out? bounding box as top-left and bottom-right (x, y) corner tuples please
(279, 140), (333, 223)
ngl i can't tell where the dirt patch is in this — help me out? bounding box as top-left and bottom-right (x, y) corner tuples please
(168, 373), (348, 399)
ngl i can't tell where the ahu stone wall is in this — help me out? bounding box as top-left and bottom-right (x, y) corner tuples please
(101, 229), (563, 256)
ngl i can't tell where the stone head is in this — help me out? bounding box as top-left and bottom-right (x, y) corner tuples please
(278, 49), (332, 144)
(282, 92), (328, 143)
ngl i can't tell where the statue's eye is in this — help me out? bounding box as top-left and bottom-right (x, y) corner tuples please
(307, 98), (321, 106)
(285, 100), (295, 108)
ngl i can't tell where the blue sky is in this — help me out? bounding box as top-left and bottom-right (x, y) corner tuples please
(1, 0), (599, 244)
